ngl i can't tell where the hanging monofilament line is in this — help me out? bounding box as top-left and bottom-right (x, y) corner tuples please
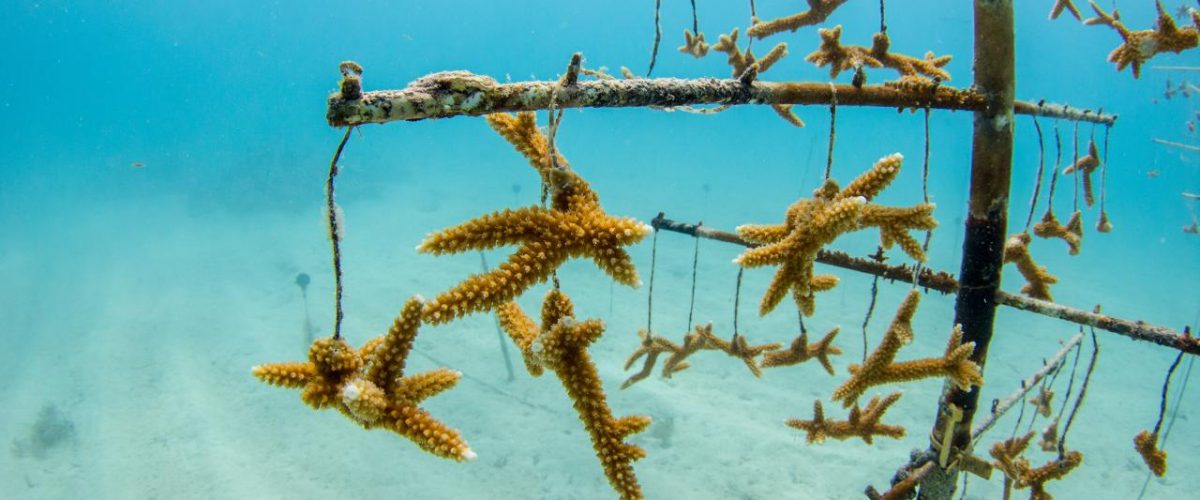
(1049, 330), (1085, 431)
(879, 0), (888, 34)
(1151, 351), (1186, 437)
(685, 221), (702, 331)
(733, 267), (745, 338)
(823, 83), (838, 181)
(1071, 122), (1081, 212)
(481, 252), (517, 382)
(1098, 124), (1112, 230)
(1140, 345), (1194, 499)
(689, 0), (698, 35)
(1024, 115), (1046, 231)
(1059, 325), (1100, 457)
(326, 126), (354, 340)
(911, 107), (933, 286)
(647, 0), (662, 77)
(1043, 121), (1063, 213)
(861, 266), (879, 362)
(645, 224), (660, 336)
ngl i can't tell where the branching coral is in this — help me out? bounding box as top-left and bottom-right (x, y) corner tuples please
(252, 296), (475, 461)
(1003, 232), (1059, 301)
(709, 28), (804, 126)
(1050, 0), (1082, 21)
(805, 26), (952, 84)
(496, 289), (650, 500)
(1084, 1), (1200, 78)
(832, 290), (983, 408)
(678, 30), (710, 58)
(734, 154), (936, 316)
(760, 327), (843, 375)
(1134, 430), (1168, 477)
(1019, 451), (1084, 500)
(1033, 210), (1083, 256)
(1062, 140), (1101, 207)
(786, 392), (906, 445)
(1029, 386), (1055, 418)
(747, 0), (849, 40)
(620, 329), (683, 389)
(653, 323), (783, 379)
(418, 112), (651, 323)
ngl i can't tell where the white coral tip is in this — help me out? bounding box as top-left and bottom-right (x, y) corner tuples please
(462, 448), (478, 461)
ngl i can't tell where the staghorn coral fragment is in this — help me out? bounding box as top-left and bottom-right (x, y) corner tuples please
(747, 0), (849, 40)
(1003, 232), (1059, 301)
(832, 291), (983, 408)
(1029, 386), (1055, 418)
(499, 290), (650, 500)
(713, 28), (790, 80)
(786, 393), (906, 445)
(1084, 1), (1200, 78)
(761, 327), (842, 375)
(735, 153), (935, 317)
(656, 323), (781, 379)
(1018, 450), (1084, 500)
(1039, 421), (1060, 452)
(678, 29), (710, 58)
(1033, 210), (1082, 255)
(418, 112), (651, 323)
(1050, 0), (1083, 21)
(805, 26), (952, 83)
(620, 330), (683, 389)
(1096, 210), (1114, 233)
(252, 296), (475, 462)
(1062, 140), (1101, 206)
(1134, 430), (1167, 477)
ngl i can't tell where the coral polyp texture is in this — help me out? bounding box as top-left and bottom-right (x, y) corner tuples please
(1050, 0), (1082, 21)
(747, 0), (849, 40)
(1003, 232), (1059, 301)
(496, 289), (650, 500)
(709, 28), (804, 126)
(647, 323), (783, 380)
(787, 392), (906, 445)
(678, 30), (710, 58)
(760, 327), (843, 375)
(1033, 209), (1083, 256)
(805, 26), (952, 84)
(252, 297), (475, 462)
(1084, 1), (1200, 78)
(831, 290), (983, 408)
(734, 153), (936, 317)
(1062, 139), (1101, 207)
(417, 112), (651, 323)
(1134, 430), (1167, 477)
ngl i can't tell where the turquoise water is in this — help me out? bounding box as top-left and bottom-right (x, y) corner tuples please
(2, 1), (1198, 498)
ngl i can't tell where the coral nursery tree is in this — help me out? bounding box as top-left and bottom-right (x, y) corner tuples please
(255, 1), (1199, 499)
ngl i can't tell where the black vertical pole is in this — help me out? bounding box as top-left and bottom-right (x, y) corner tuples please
(919, 1), (1014, 498)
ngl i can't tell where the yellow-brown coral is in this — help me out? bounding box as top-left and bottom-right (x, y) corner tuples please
(709, 28), (804, 126)
(1084, 1), (1200, 78)
(735, 153), (937, 316)
(1019, 450), (1083, 500)
(1063, 140), (1101, 207)
(832, 290), (983, 407)
(1050, 0), (1082, 20)
(1134, 430), (1167, 477)
(496, 290), (650, 500)
(252, 296), (475, 461)
(805, 26), (952, 83)
(786, 393), (906, 445)
(418, 112), (651, 323)
(761, 327), (842, 375)
(1029, 386), (1055, 418)
(656, 323), (783, 379)
(1003, 232), (1059, 301)
(620, 329), (682, 389)
(1033, 210), (1083, 256)
(678, 30), (710, 58)
(747, 0), (849, 40)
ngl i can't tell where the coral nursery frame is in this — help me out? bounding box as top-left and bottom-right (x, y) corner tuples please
(256, 1), (1199, 499)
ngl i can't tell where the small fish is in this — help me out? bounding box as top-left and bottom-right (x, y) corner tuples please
(1147, 169), (1160, 178)
(1188, 121), (1196, 134)
(131, 161), (145, 169)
